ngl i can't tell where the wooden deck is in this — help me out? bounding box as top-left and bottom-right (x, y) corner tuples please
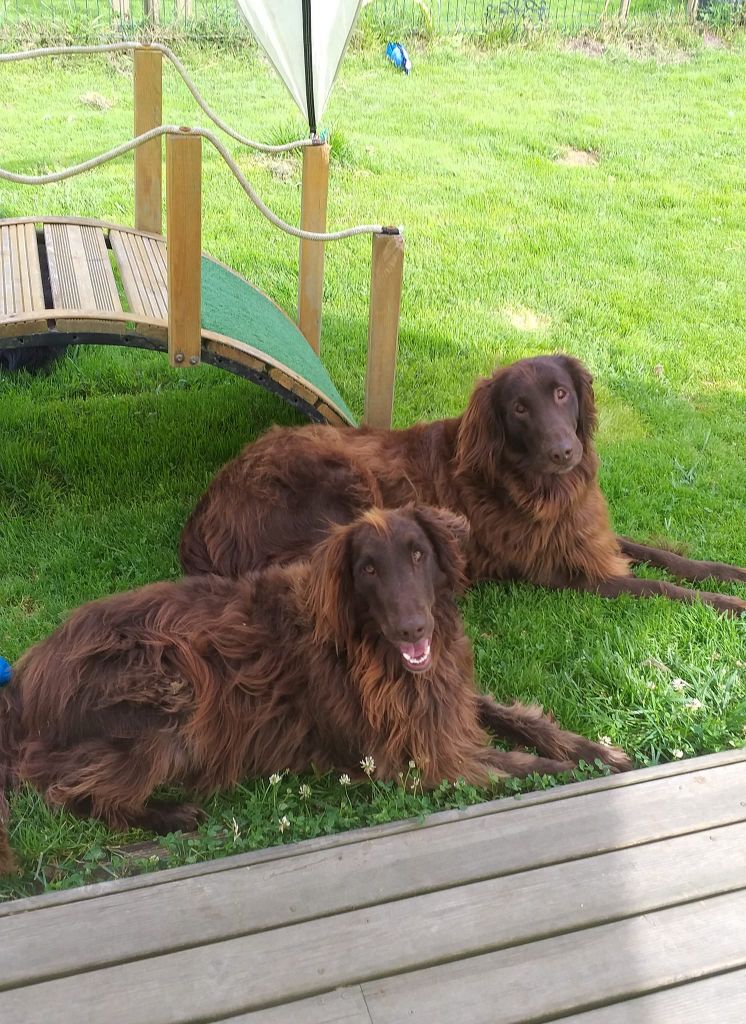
(1, 748), (746, 1023)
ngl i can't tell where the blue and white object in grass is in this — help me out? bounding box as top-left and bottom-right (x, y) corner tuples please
(386, 42), (412, 75)
(0, 657), (11, 687)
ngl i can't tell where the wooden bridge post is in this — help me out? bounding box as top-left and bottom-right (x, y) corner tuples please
(297, 139), (330, 354)
(364, 228), (404, 429)
(166, 128), (202, 367)
(134, 46), (163, 235)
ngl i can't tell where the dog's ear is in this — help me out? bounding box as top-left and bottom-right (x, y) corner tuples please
(306, 524), (355, 646)
(561, 355), (597, 444)
(413, 506), (469, 595)
(456, 376), (504, 483)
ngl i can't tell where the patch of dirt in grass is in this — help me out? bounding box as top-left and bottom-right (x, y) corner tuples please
(565, 37), (606, 58)
(702, 30), (726, 49)
(597, 398), (648, 441)
(620, 39), (692, 63)
(19, 596), (39, 615)
(554, 147), (600, 168)
(504, 306), (551, 331)
(80, 92), (113, 110)
(257, 154), (298, 183)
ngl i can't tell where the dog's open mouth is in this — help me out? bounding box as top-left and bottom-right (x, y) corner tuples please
(398, 637), (432, 673)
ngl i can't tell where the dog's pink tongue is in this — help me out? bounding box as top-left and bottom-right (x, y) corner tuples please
(399, 638), (430, 659)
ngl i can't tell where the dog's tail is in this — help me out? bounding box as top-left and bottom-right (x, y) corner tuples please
(0, 664), (21, 875)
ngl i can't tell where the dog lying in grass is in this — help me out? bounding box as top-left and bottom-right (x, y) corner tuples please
(180, 355), (746, 616)
(0, 506), (630, 874)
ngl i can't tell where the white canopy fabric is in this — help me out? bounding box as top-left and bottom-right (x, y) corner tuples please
(235, 0), (363, 134)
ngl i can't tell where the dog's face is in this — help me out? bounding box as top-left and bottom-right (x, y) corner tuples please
(496, 356), (585, 475)
(311, 506), (468, 674)
(458, 355), (597, 480)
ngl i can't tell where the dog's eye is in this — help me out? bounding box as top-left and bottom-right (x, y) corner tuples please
(514, 402), (527, 415)
(412, 549), (423, 563)
(363, 564), (376, 576)
(555, 387), (568, 401)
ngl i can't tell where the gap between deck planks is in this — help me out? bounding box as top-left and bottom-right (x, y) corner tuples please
(1, 750), (746, 1023)
(221, 967), (746, 1024)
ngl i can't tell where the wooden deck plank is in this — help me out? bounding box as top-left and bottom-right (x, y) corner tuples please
(0, 223), (46, 331)
(3, 748), (745, 920)
(2, 762), (745, 987)
(110, 228), (168, 320)
(43, 222), (123, 333)
(223, 987), (372, 1024)
(1, 824), (744, 1020)
(361, 890), (746, 1024)
(551, 968), (746, 1023)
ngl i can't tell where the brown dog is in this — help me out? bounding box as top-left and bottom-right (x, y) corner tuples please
(180, 355), (746, 615)
(0, 506), (630, 874)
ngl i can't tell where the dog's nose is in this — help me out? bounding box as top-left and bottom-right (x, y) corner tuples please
(398, 619), (427, 643)
(549, 444), (574, 465)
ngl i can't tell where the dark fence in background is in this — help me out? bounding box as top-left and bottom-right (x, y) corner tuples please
(0, 0), (724, 39)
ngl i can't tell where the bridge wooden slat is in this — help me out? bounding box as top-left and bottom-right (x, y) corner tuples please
(110, 228), (168, 320)
(0, 222), (46, 332)
(1, 824), (744, 1023)
(43, 222), (124, 334)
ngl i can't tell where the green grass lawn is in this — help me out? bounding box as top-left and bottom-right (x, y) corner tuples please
(1, 30), (745, 898)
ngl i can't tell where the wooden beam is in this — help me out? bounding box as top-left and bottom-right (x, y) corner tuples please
(364, 229), (404, 429)
(134, 47), (163, 235)
(297, 140), (330, 354)
(166, 129), (202, 367)
(618, 0), (631, 20)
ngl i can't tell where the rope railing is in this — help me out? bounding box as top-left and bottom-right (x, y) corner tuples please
(0, 42), (313, 154)
(0, 125), (385, 242)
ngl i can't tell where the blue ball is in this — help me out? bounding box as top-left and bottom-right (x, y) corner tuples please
(0, 657), (12, 687)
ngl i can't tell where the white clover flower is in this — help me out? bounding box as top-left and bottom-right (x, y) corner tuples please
(408, 759), (417, 770)
(299, 783), (312, 799)
(672, 749), (684, 760)
(360, 755), (376, 777)
(645, 680), (656, 690)
(670, 678), (687, 692)
(598, 735), (613, 747)
(684, 698), (703, 711)
(269, 772), (282, 785)
(278, 815), (290, 833)
(339, 773), (351, 786)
